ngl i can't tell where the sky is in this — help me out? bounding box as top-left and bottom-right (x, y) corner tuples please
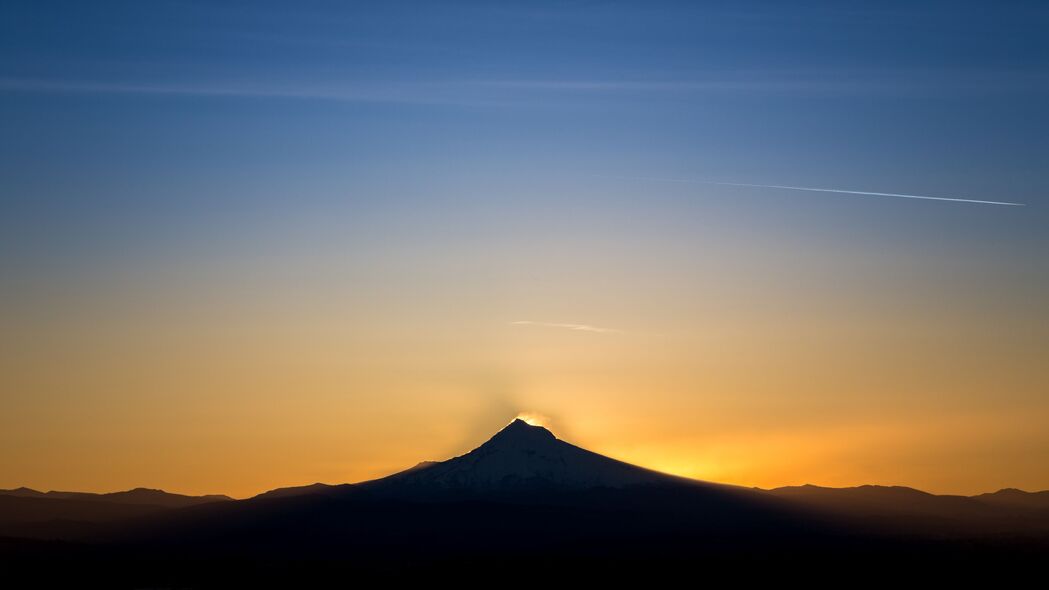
(1, 1), (1048, 498)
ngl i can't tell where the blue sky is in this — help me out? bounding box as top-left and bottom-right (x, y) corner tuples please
(3, 1), (1047, 303)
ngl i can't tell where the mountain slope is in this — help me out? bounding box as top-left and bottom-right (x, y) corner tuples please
(358, 419), (690, 496)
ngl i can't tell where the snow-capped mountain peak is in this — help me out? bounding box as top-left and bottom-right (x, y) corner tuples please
(364, 418), (676, 495)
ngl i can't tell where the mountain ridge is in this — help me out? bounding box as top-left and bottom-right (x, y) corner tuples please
(8, 420), (1047, 503)
(251, 420), (1049, 502)
(2, 418), (1049, 586)
(4, 419), (1048, 539)
(0, 486), (232, 507)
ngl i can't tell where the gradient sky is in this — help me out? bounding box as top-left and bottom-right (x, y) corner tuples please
(2, 1), (1048, 498)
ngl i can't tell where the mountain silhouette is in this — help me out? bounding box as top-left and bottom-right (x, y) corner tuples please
(973, 487), (1049, 510)
(254, 418), (700, 501)
(3, 419), (1048, 585)
(0, 486), (231, 508)
(359, 418), (688, 495)
(0, 487), (232, 541)
(767, 483), (1049, 535)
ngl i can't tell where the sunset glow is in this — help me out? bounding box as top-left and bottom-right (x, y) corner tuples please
(1, 1), (1047, 502)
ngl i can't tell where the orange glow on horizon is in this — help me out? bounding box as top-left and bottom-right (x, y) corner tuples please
(2, 215), (1047, 499)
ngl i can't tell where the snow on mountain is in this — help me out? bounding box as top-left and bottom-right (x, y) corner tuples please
(362, 418), (680, 494)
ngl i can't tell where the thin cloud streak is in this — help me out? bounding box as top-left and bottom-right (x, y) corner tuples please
(6, 68), (1045, 107)
(510, 321), (623, 334)
(474, 69), (1049, 96)
(0, 78), (506, 107)
(602, 175), (1026, 207)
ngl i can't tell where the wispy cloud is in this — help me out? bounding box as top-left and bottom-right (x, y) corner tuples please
(510, 321), (622, 334)
(469, 68), (1049, 97)
(600, 175), (1026, 207)
(0, 78), (504, 107)
(4, 67), (1044, 107)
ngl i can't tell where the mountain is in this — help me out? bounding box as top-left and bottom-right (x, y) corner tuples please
(237, 419), (1049, 534)
(84, 420), (813, 577)
(0, 487), (48, 499)
(252, 419), (717, 502)
(0, 486), (232, 508)
(3, 420), (1048, 585)
(973, 488), (1049, 510)
(0, 487), (232, 540)
(357, 418), (691, 496)
(768, 484), (1049, 534)
(252, 482), (346, 500)
(769, 484), (978, 515)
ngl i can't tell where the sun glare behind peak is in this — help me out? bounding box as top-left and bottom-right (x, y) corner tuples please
(513, 412), (549, 427)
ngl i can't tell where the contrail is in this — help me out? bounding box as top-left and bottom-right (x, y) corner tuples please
(601, 175), (1025, 207)
(510, 321), (622, 334)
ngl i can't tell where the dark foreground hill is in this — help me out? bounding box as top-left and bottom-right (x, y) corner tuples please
(3, 420), (1047, 586)
(0, 487), (232, 540)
